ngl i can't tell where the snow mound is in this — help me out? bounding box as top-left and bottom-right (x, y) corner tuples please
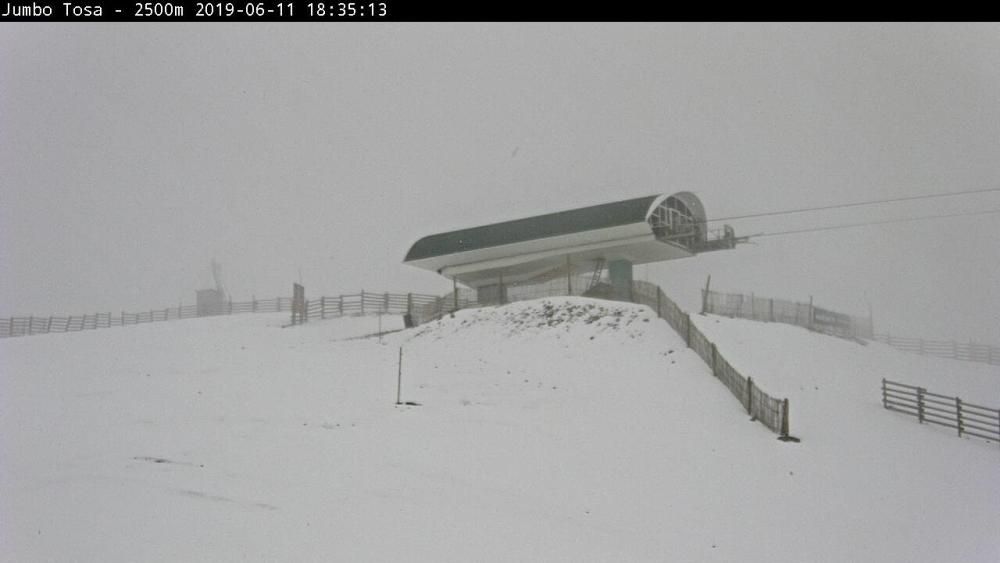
(409, 296), (658, 342)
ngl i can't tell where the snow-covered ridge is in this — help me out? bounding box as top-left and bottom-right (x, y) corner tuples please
(1, 300), (998, 562)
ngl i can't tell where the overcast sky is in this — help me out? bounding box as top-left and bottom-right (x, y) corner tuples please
(2, 23), (999, 343)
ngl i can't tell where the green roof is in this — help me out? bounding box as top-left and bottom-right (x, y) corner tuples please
(404, 195), (658, 262)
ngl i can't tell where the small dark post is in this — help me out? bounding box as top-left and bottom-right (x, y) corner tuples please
(685, 313), (692, 347)
(407, 293), (413, 317)
(769, 298), (774, 322)
(917, 387), (926, 424)
(28, 315), (33, 335)
(252, 296), (257, 313)
(452, 278), (458, 314)
(321, 296), (326, 319)
(955, 397), (964, 437)
(710, 343), (718, 377)
(499, 273), (505, 305)
(396, 347), (403, 405)
(361, 290), (366, 315)
(701, 275), (711, 315)
(339, 295), (344, 315)
(780, 399), (790, 440)
(656, 290), (662, 318)
(46, 316), (52, 333)
(881, 379), (887, 409)
(745, 377), (753, 415)
(384, 292), (389, 313)
(808, 296), (814, 330)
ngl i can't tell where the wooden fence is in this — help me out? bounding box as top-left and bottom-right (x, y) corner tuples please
(0, 297), (295, 338)
(0, 291), (449, 338)
(290, 291), (453, 326)
(882, 379), (999, 446)
(875, 334), (1000, 366)
(703, 289), (873, 340)
(633, 281), (792, 440)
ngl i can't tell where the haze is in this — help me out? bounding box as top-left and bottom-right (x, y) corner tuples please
(2, 23), (999, 343)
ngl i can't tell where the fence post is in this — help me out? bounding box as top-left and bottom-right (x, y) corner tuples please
(252, 296), (258, 313)
(808, 296), (814, 331)
(881, 379), (887, 409)
(710, 343), (718, 377)
(304, 300), (310, 323)
(453, 278), (458, 313)
(745, 376), (754, 415)
(384, 292), (389, 313)
(701, 275), (711, 315)
(566, 256), (572, 295)
(46, 316), (53, 333)
(28, 315), (33, 335)
(407, 293), (413, 317)
(8, 317), (13, 336)
(656, 290), (661, 318)
(917, 387), (926, 424)
(361, 291), (365, 315)
(955, 397), (963, 437)
(396, 346), (403, 405)
(780, 398), (790, 440)
(685, 313), (692, 348)
(321, 296), (326, 319)
(339, 295), (344, 315)
(750, 293), (755, 320)
(769, 298), (774, 322)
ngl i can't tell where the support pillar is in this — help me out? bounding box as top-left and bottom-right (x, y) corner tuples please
(608, 259), (633, 302)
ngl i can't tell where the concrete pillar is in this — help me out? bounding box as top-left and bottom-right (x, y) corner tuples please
(608, 259), (633, 301)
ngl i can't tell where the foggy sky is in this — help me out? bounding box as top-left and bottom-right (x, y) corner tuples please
(2, 23), (999, 343)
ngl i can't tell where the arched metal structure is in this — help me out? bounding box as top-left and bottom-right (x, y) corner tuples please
(403, 192), (741, 297)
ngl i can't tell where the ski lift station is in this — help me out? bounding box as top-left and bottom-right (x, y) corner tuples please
(403, 192), (743, 303)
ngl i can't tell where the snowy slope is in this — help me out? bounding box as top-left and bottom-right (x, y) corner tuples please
(1, 299), (997, 562)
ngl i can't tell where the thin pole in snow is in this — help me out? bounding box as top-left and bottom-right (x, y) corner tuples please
(396, 347), (403, 405)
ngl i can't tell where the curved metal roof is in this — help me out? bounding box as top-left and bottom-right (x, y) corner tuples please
(404, 195), (659, 262)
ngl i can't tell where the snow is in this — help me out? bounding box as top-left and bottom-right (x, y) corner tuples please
(1, 298), (998, 562)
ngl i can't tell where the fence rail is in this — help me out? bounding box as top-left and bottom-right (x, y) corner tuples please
(703, 289), (873, 340)
(875, 334), (1000, 366)
(632, 281), (792, 439)
(882, 379), (999, 446)
(0, 292), (451, 338)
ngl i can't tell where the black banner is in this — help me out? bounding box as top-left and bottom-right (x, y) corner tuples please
(0, 1), (797, 22)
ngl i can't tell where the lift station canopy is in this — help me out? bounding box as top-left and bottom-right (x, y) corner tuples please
(403, 192), (738, 288)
